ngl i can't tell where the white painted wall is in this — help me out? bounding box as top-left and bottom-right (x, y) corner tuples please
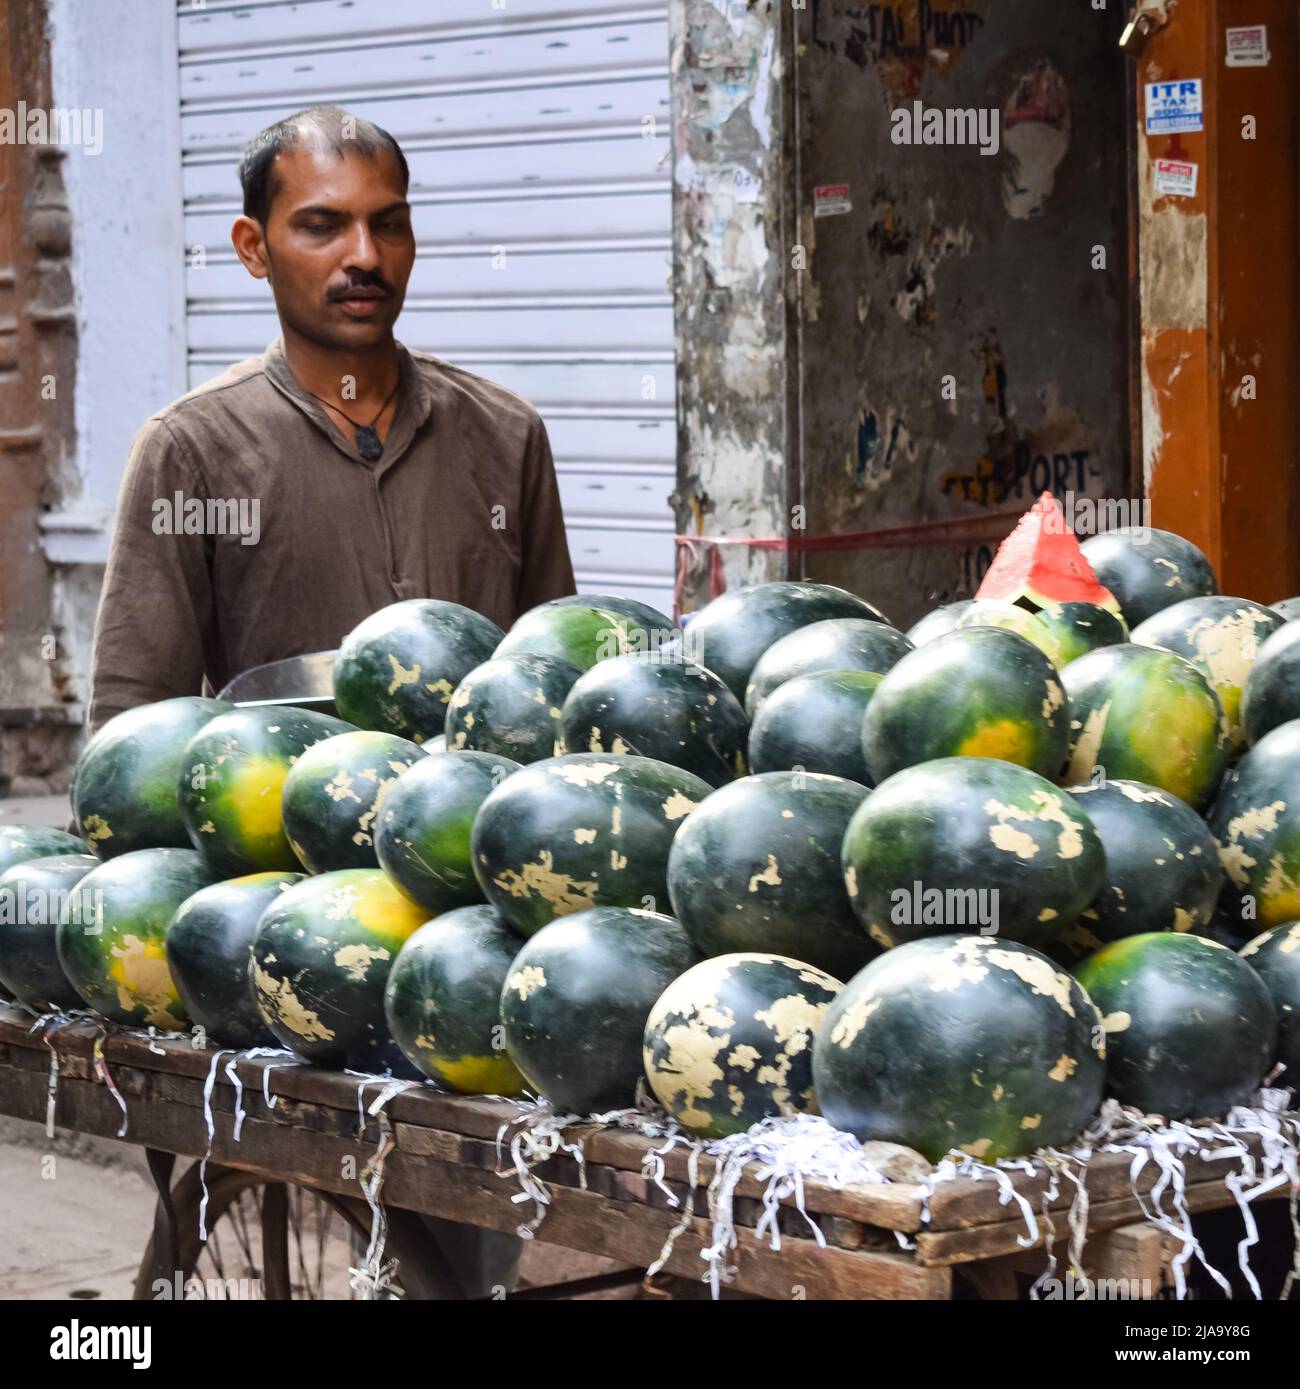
(41, 0), (186, 564)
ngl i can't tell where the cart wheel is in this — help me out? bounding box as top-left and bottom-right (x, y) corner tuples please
(132, 1160), (458, 1301)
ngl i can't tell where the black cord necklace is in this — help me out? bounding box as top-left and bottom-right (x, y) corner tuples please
(303, 377), (400, 462)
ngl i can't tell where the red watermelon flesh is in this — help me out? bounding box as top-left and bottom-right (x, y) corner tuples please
(977, 493), (1119, 613)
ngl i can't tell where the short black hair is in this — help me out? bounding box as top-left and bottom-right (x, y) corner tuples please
(239, 105), (409, 226)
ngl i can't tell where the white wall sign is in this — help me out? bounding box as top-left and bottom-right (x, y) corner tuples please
(1144, 79), (1204, 135)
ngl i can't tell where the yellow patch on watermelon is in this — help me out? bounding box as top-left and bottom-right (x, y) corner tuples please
(109, 933), (181, 1029)
(347, 874), (429, 947)
(1126, 687), (1222, 803)
(956, 719), (1035, 764)
(228, 758), (290, 845)
(435, 1052), (525, 1097)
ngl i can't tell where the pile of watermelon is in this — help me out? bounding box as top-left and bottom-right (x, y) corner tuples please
(4, 494), (1300, 1170)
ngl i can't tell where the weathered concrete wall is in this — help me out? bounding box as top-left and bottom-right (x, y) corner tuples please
(670, 0), (793, 611)
(671, 0), (1133, 626)
(793, 0), (1132, 626)
(0, 0), (81, 794)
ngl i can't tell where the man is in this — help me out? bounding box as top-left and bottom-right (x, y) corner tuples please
(88, 105), (574, 731)
(88, 106), (577, 1297)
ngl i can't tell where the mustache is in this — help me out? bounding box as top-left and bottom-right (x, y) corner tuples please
(328, 276), (392, 300)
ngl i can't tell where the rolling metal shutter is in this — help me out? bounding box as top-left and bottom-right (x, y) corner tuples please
(178, 0), (675, 614)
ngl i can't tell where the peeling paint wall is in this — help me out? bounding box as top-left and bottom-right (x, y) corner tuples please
(670, 0), (791, 610)
(793, 0), (1131, 625)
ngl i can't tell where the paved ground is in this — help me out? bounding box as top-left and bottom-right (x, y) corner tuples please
(0, 795), (71, 831)
(0, 1119), (154, 1300)
(0, 1112), (635, 1300)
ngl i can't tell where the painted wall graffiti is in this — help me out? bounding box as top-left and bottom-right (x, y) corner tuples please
(814, 0), (989, 103)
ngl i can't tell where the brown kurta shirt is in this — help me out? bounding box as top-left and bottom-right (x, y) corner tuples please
(87, 339), (576, 733)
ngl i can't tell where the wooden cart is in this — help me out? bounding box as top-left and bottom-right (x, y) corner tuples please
(0, 1003), (1288, 1300)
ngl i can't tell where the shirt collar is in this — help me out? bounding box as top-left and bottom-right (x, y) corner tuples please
(261, 336), (435, 469)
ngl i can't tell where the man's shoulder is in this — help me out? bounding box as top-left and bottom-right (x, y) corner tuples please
(144, 354), (273, 434)
(406, 349), (544, 438)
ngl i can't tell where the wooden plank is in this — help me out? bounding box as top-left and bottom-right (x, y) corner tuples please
(581, 1128), (928, 1235)
(916, 1181), (1282, 1268)
(925, 1140), (1274, 1232)
(0, 1062), (943, 1299)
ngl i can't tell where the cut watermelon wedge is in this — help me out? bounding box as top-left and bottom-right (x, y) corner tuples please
(977, 493), (1120, 613)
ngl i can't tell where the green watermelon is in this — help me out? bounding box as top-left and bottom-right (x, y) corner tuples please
(743, 618), (912, 716)
(1060, 644), (1228, 809)
(814, 934), (1106, 1161)
(1201, 900), (1261, 949)
(1131, 596), (1282, 753)
(250, 869), (429, 1070)
(384, 904), (526, 1094)
(556, 653), (748, 787)
(1032, 602), (1129, 667)
(445, 652), (580, 763)
(500, 905), (699, 1113)
(975, 493), (1120, 613)
(862, 627), (1069, 782)
(280, 729), (425, 873)
(666, 771), (874, 979)
(494, 602), (642, 671)
(681, 582), (889, 702)
(0, 830), (88, 999)
(841, 757), (1104, 951)
(1241, 620), (1300, 746)
(165, 873), (301, 1048)
(1073, 932), (1276, 1118)
(643, 952), (842, 1138)
(1238, 923), (1300, 1090)
(427, 734), (447, 754)
(55, 848), (217, 1028)
(0, 826), (89, 876)
(1079, 527), (1218, 629)
(1207, 719), (1300, 928)
(471, 752), (711, 936)
(178, 706), (354, 876)
(1269, 597), (1300, 623)
(333, 598), (504, 741)
(0, 854), (98, 1012)
(947, 599), (1068, 666)
(545, 593), (676, 648)
(906, 601), (976, 645)
(1055, 780), (1222, 963)
(748, 671), (881, 784)
(374, 750), (519, 913)
(73, 696), (231, 858)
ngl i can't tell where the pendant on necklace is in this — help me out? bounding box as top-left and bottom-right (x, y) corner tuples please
(355, 426), (383, 462)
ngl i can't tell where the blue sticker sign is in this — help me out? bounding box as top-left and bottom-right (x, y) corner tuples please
(1144, 79), (1204, 136)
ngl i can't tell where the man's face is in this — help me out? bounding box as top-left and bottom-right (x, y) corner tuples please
(234, 142), (415, 352)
